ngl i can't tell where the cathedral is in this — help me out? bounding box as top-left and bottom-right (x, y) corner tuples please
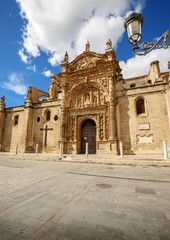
(0, 40), (170, 156)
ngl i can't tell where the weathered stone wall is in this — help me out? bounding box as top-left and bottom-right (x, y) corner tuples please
(125, 91), (169, 155)
(2, 106), (25, 152)
(119, 60), (170, 155)
(32, 101), (61, 153)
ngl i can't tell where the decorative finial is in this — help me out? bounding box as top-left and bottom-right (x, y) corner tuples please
(1, 96), (5, 104)
(85, 41), (90, 52)
(51, 73), (55, 78)
(0, 95), (5, 111)
(26, 87), (32, 101)
(168, 60), (170, 70)
(51, 73), (55, 83)
(106, 39), (113, 50)
(64, 52), (68, 62)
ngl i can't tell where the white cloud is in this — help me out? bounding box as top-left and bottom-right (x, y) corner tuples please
(120, 48), (170, 79)
(2, 72), (28, 95)
(27, 64), (36, 72)
(42, 70), (52, 77)
(16, 0), (145, 65)
(18, 48), (29, 63)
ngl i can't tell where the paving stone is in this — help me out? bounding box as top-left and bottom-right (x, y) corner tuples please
(73, 228), (111, 240)
(40, 213), (55, 221)
(2, 212), (27, 222)
(1, 220), (28, 234)
(18, 226), (37, 238)
(50, 223), (79, 239)
(40, 232), (59, 240)
(21, 216), (46, 229)
(0, 230), (25, 240)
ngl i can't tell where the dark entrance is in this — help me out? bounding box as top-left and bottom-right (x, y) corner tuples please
(81, 119), (96, 154)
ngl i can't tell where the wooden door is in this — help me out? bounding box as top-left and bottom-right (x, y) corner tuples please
(81, 119), (96, 154)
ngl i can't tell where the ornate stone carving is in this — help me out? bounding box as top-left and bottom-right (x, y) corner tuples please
(99, 113), (104, 140)
(71, 117), (76, 140)
(76, 56), (98, 70)
(105, 109), (109, 140)
(98, 77), (108, 88)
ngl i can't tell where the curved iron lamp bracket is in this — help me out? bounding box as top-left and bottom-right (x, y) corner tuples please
(133, 29), (170, 56)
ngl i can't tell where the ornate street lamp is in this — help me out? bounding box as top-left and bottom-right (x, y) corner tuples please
(124, 12), (170, 55)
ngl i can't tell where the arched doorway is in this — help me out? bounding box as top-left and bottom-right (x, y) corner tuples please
(81, 119), (96, 154)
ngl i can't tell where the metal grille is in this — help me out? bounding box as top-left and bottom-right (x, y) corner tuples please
(96, 184), (112, 189)
(135, 187), (156, 195)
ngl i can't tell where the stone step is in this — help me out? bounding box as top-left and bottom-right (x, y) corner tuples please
(0, 153), (169, 167)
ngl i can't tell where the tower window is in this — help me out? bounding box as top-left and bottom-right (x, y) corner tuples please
(54, 115), (58, 121)
(147, 80), (152, 85)
(130, 83), (136, 88)
(37, 117), (40, 122)
(136, 98), (145, 115)
(46, 111), (51, 121)
(14, 115), (19, 126)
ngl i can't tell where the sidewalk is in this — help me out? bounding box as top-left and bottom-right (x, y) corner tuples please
(0, 152), (170, 167)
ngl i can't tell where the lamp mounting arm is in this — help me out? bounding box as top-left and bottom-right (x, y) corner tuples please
(133, 29), (170, 56)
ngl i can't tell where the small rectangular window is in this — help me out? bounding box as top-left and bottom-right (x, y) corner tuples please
(14, 115), (19, 126)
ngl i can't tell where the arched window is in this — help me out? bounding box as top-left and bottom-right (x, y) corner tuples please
(46, 110), (51, 121)
(136, 98), (145, 115)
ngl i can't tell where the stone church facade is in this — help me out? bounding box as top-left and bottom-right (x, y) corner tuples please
(0, 40), (170, 155)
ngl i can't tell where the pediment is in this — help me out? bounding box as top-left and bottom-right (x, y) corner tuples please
(69, 52), (106, 72)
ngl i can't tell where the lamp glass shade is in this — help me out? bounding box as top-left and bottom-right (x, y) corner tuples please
(126, 20), (142, 44)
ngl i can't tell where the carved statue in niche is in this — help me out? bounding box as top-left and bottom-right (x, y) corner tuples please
(100, 94), (105, 105)
(48, 79), (58, 100)
(93, 97), (97, 105)
(71, 98), (76, 108)
(84, 93), (90, 106)
(92, 91), (98, 106)
(77, 95), (82, 108)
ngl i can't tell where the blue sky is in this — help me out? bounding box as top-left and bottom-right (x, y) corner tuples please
(0, 0), (170, 108)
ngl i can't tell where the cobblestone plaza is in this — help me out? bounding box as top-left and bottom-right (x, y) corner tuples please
(0, 157), (170, 239)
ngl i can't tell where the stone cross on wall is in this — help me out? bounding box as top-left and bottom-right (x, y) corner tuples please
(40, 125), (53, 147)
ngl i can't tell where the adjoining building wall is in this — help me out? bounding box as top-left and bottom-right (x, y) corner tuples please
(32, 101), (61, 153)
(2, 106), (25, 152)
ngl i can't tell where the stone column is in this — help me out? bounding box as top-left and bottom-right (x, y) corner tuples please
(108, 74), (117, 155)
(108, 75), (117, 140)
(20, 98), (34, 153)
(59, 107), (65, 141)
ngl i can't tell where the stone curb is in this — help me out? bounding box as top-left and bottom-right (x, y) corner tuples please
(0, 153), (170, 167)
